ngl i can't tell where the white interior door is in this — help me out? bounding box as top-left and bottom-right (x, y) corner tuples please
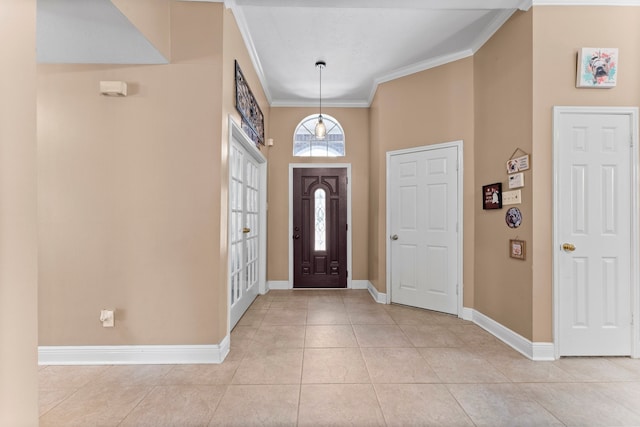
(229, 120), (266, 331)
(388, 144), (460, 314)
(555, 107), (635, 356)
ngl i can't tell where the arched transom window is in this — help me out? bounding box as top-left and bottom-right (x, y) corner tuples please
(293, 114), (345, 157)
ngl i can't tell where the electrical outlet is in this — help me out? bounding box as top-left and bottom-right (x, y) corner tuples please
(503, 189), (522, 205)
(100, 310), (114, 327)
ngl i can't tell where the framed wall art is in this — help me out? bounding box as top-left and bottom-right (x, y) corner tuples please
(509, 239), (526, 260)
(235, 60), (265, 146)
(482, 182), (502, 210)
(576, 47), (618, 88)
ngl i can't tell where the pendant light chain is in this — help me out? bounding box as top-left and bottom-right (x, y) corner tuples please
(315, 60), (327, 139)
(319, 62), (323, 116)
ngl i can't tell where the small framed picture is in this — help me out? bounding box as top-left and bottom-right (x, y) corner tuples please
(510, 239), (526, 260)
(482, 183), (502, 210)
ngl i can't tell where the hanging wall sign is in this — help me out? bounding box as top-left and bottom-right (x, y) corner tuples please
(509, 239), (526, 260)
(507, 155), (530, 173)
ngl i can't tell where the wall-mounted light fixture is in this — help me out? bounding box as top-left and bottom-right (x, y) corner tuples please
(314, 61), (326, 139)
(99, 81), (128, 97)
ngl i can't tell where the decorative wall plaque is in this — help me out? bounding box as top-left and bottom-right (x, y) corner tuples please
(235, 60), (264, 146)
(482, 183), (502, 210)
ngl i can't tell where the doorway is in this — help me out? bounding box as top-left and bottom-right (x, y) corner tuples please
(289, 165), (351, 288)
(553, 106), (639, 357)
(228, 118), (267, 330)
(387, 142), (463, 315)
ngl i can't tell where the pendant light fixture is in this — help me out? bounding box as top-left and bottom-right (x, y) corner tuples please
(314, 60), (327, 139)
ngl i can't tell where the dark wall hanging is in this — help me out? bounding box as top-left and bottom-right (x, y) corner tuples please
(235, 60), (264, 146)
(482, 182), (502, 210)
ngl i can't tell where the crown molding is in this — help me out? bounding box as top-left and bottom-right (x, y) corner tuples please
(469, 9), (519, 53)
(364, 50), (474, 106)
(226, 0), (273, 104)
(270, 99), (370, 108)
(533, 0), (640, 5)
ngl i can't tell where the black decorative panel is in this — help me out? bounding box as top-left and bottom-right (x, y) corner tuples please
(235, 60), (264, 146)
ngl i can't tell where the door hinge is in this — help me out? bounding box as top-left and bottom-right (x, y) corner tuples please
(346, 224), (348, 231)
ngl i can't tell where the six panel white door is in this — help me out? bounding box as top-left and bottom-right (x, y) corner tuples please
(557, 110), (632, 356)
(389, 145), (459, 314)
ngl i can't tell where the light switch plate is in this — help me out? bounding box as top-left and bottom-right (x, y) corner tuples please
(503, 189), (522, 205)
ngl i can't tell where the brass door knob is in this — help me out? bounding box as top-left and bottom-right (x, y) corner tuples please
(242, 227), (251, 234)
(562, 243), (576, 252)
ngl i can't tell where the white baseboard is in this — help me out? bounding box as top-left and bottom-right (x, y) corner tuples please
(267, 280), (290, 290)
(468, 309), (555, 361)
(462, 307), (474, 322)
(531, 342), (556, 361)
(351, 280), (369, 290)
(366, 281), (387, 304)
(38, 335), (230, 366)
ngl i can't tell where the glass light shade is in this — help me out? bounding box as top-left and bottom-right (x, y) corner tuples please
(314, 115), (326, 139)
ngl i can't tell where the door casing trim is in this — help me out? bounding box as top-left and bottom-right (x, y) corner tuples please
(553, 106), (639, 358)
(385, 140), (464, 315)
(288, 164), (352, 289)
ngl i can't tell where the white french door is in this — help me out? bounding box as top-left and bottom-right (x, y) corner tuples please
(229, 119), (266, 330)
(387, 142), (462, 315)
(554, 107), (638, 356)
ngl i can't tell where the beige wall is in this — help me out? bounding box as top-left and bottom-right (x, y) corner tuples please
(38, 2), (226, 346)
(37, 1), (269, 346)
(368, 58), (475, 307)
(0, 0), (39, 424)
(474, 10), (533, 339)
(266, 108), (369, 281)
(531, 6), (640, 342)
(112, 0), (171, 60)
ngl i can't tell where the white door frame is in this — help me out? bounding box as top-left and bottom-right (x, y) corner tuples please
(553, 106), (640, 358)
(288, 163), (352, 289)
(385, 141), (464, 315)
(227, 117), (268, 333)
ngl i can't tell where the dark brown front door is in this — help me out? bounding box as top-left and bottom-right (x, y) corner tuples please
(293, 168), (347, 288)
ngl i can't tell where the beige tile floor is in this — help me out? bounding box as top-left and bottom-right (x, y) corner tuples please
(39, 289), (640, 426)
